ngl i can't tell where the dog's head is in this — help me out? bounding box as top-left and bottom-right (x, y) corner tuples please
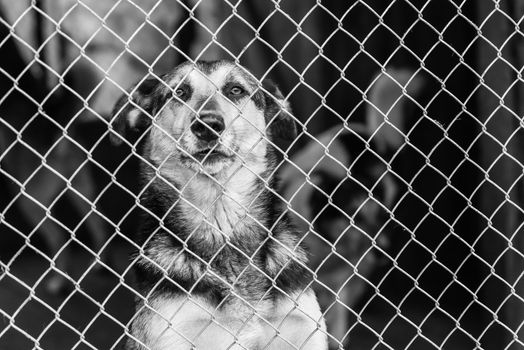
(110, 60), (296, 177)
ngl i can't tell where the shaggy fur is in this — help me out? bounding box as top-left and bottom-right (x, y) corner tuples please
(111, 60), (327, 350)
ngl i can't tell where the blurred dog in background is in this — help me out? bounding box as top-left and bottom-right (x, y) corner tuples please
(280, 70), (423, 348)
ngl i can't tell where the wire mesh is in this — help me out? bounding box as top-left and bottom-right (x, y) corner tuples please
(1, 1), (524, 349)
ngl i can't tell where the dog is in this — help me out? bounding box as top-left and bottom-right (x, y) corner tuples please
(110, 60), (328, 350)
(280, 70), (423, 348)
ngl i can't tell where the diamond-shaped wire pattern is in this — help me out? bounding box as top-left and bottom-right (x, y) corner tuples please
(1, 1), (523, 349)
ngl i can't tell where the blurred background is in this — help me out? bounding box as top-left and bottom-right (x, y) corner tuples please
(1, 1), (524, 349)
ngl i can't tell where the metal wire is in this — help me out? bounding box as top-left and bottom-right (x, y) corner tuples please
(1, 1), (523, 349)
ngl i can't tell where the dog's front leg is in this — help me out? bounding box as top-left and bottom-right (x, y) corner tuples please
(127, 295), (261, 350)
(261, 289), (328, 350)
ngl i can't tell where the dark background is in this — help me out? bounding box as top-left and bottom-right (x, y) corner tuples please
(1, 1), (523, 349)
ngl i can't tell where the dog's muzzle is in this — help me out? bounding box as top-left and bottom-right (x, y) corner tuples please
(190, 113), (225, 142)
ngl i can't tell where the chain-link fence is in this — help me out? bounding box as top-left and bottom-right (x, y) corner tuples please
(1, 1), (524, 349)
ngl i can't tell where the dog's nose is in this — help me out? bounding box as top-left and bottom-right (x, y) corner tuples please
(190, 114), (225, 141)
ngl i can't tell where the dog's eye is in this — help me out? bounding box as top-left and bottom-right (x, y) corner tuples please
(229, 86), (244, 96)
(175, 88), (185, 97)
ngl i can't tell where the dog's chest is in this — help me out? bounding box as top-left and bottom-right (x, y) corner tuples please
(177, 173), (258, 238)
(141, 168), (283, 299)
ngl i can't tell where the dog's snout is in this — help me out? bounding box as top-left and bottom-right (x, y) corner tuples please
(190, 114), (225, 141)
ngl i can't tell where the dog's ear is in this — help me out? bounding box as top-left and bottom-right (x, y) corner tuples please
(262, 80), (297, 142)
(110, 77), (163, 145)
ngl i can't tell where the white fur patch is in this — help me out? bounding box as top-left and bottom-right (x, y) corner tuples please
(136, 289), (327, 350)
(128, 108), (142, 129)
(174, 163), (265, 240)
(262, 289), (327, 349)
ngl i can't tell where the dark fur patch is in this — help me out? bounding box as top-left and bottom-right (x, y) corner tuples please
(171, 82), (193, 103)
(251, 88), (266, 110)
(263, 79), (297, 143)
(110, 77), (166, 145)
